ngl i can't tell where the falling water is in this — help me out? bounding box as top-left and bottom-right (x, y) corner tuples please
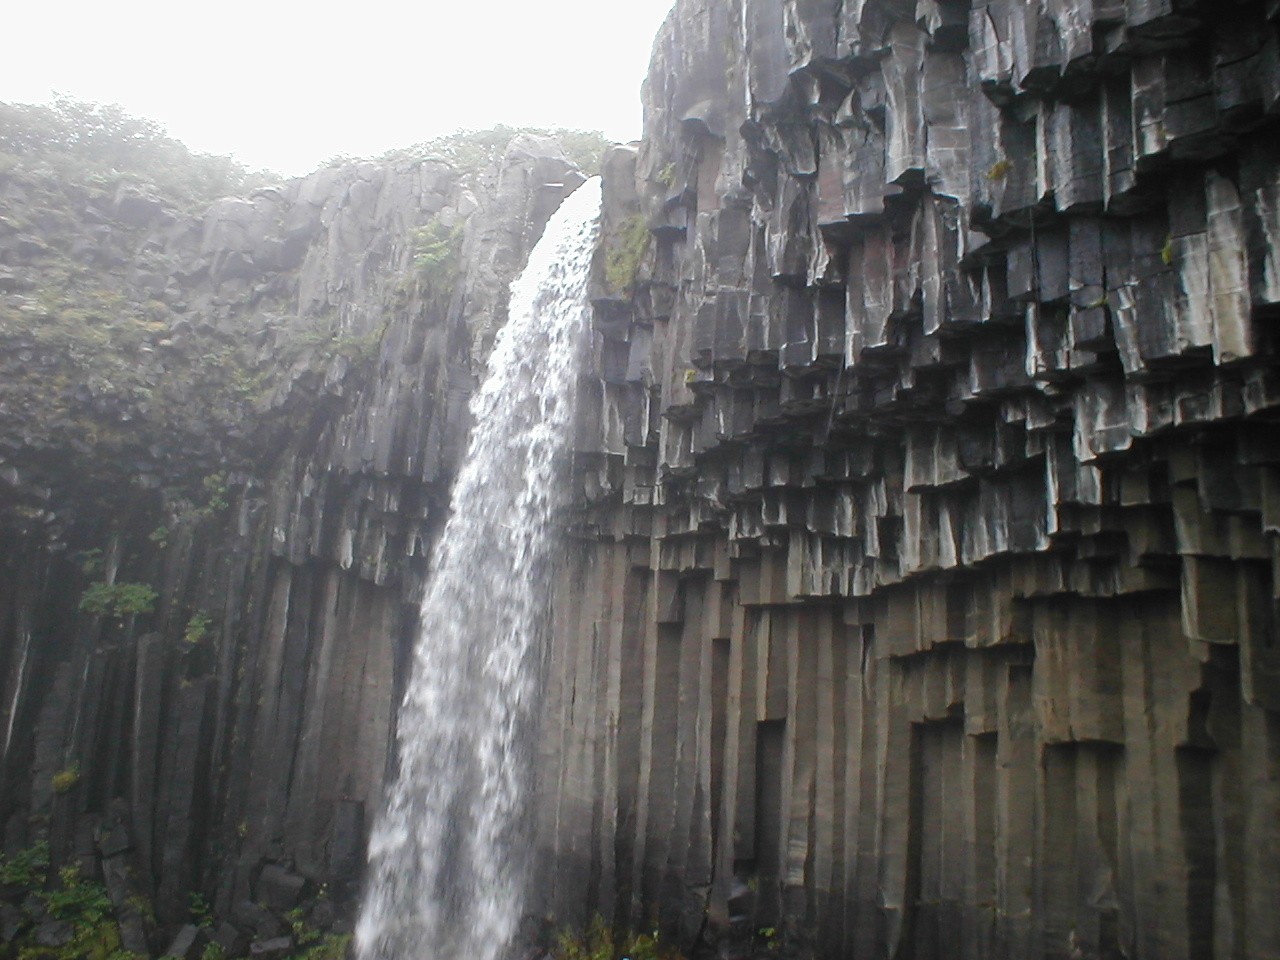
(355, 178), (602, 960)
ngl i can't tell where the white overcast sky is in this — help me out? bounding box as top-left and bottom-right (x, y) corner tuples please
(2, 0), (677, 177)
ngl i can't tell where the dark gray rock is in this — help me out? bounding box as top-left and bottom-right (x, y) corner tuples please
(34, 920), (73, 948)
(212, 921), (250, 956)
(0, 903), (27, 942)
(255, 864), (305, 912)
(113, 185), (166, 226)
(248, 936), (294, 960)
(232, 900), (284, 940)
(162, 924), (208, 960)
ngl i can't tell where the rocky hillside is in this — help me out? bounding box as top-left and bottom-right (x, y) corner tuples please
(0, 103), (592, 956)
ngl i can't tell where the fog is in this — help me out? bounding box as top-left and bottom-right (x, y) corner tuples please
(2, 0), (677, 175)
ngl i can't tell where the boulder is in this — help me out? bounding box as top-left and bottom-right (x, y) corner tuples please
(162, 924), (208, 960)
(248, 936), (294, 960)
(34, 920), (73, 948)
(113, 185), (166, 227)
(255, 864), (305, 912)
(232, 900), (284, 939)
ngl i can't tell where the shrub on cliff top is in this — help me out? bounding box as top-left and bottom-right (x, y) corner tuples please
(0, 96), (270, 208)
(384, 125), (612, 179)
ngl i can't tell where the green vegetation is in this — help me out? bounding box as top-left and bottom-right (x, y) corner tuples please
(183, 611), (214, 646)
(5, 859), (140, 960)
(79, 582), (158, 619)
(986, 158), (1011, 181)
(604, 215), (652, 295)
(76, 549), (104, 577)
(552, 917), (684, 960)
(412, 218), (465, 292)
(292, 934), (351, 960)
(123, 895), (156, 927)
(0, 841), (50, 888)
(286, 904), (351, 960)
(1, 843), (344, 960)
(200, 473), (230, 515)
(0, 100), (303, 518)
(0, 250), (280, 495)
(292, 322), (384, 367)
(51, 765), (80, 794)
(0, 96), (270, 209)
(384, 125), (612, 180)
(188, 891), (214, 928)
(757, 926), (781, 950)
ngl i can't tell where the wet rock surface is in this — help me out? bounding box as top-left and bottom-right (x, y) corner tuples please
(532, 1), (1280, 958)
(2, 2), (1279, 957)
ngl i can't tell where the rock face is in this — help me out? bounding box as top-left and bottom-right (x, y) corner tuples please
(531, 1), (1280, 958)
(0, 134), (583, 936)
(2, 2), (1279, 957)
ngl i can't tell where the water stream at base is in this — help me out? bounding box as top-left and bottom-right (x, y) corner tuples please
(355, 178), (602, 960)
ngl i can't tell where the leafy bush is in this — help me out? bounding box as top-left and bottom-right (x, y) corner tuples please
(183, 612), (214, 646)
(0, 841), (50, 888)
(200, 473), (230, 514)
(79, 582), (158, 618)
(30, 865), (137, 960)
(552, 917), (684, 960)
(76, 549), (104, 576)
(412, 219), (464, 289)
(0, 96), (270, 208)
(384, 126), (612, 179)
(285, 903), (350, 960)
(188, 891), (214, 928)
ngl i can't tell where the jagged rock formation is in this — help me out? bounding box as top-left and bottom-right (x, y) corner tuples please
(3, 2), (1280, 957)
(0, 131), (583, 947)
(533, 1), (1280, 958)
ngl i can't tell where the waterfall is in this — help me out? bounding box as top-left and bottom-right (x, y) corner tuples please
(355, 177), (601, 960)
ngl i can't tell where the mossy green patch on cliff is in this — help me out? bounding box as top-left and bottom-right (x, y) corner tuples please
(0, 98), (349, 534)
(51, 765), (80, 794)
(0, 242), (283, 493)
(604, 215), (651, 295)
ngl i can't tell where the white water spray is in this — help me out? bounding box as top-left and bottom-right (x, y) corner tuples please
(355, 178), (602, 960)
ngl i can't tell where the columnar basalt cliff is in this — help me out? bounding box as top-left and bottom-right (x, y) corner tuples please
(2, 1), (1280, 957)
(533, 1), (1280, 958)
(0, 130), (584, 950)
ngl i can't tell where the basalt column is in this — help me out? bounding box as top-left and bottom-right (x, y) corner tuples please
(534, 2), (1280, 959)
